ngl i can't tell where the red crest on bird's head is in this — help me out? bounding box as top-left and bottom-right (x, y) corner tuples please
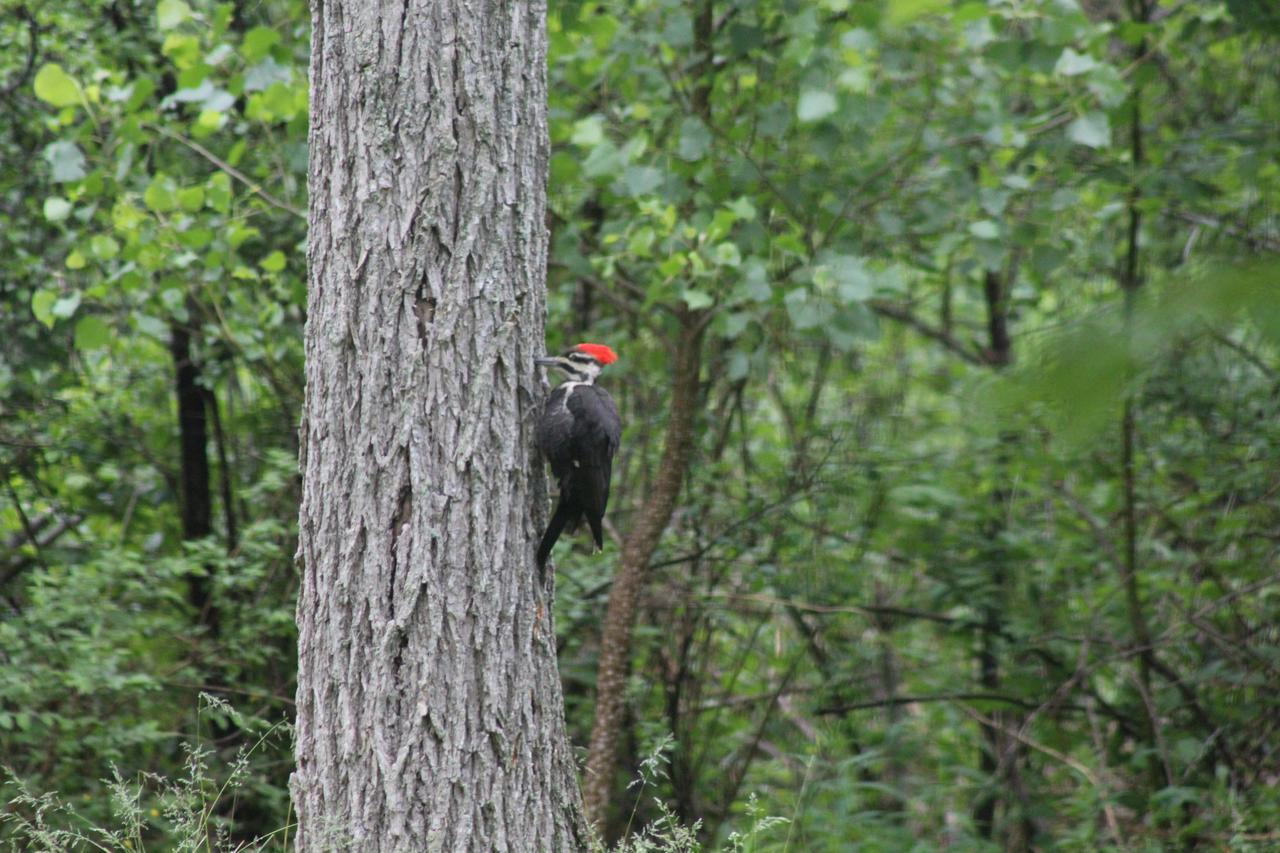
(573, 343), (618, 365)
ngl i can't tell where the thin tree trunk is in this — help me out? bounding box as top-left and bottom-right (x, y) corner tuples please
(170, 315), (218, 633)
(583, 312), (704, 832)
(973, 269), (1013, 841)
(1118, 0), (1168, 800)
(205, 386), (238, 554)
(292, 2), (587, 849)
(582, 0), (716, 830)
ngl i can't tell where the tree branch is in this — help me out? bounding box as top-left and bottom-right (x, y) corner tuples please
(868, 299), (988, 365)
(146, 123), (304, 219)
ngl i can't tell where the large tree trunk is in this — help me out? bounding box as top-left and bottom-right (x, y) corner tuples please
(292, 2), (588, 849)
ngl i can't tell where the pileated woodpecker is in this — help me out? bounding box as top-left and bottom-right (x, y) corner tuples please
(535, 343), (622, 571)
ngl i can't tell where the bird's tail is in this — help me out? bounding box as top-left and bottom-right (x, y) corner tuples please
(586, 512), (604, 553)
(537, 499), (580, 576)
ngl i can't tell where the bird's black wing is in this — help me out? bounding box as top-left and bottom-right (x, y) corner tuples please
(535, 384), (579, 477)
(566, 385), (621, 515)
(566, 385), (619, 551)
(535, 383), (622, 566)
(570, 385), (621, 455)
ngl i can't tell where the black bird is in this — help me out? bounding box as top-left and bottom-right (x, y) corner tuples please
(535, 343), (622, 572)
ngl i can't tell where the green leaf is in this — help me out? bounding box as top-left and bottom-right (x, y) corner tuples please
(133, 313), (168, 338)
(160, 288), (186, 313)
(179, 227), (214, 250)
(886, 0), (949, 25)
(137, 243), (165, 270)
(1054, 48), (1098, 76)
(157, 0), (193, 30)
(876, 264), (909, 296)
(979, 187), (1011, 216)
(709, 209), (738, 241)
(722, 312), (751, 338)
(126, 77), (157, 111)
(825, 254), (873, 300)
(622, 166), (663, 197)
(713, 242), (742, 267)
(144, 174), (178, 212)
(177, 187), (205, 212)
(33, 64), (81, 107)
(682, 289), (714, 310)
(582, 141), (623, 179)
(260, 250), (287, 272)
(785, 288), (824, 330)
(736, 259), (772, 302)
(228, 224), (260, 249)
(66, 249), (87, 270)
(658, 254), (686, 278)
(43, 198), (73, 222)
(43, 141), (87, 183)
(162, 33), (201, 67)
(74, 316), (111, 351)
(258, 81), (299, 119)
(112, 199), (145, 232)
(969, 220), (1001, 240)
(1116, 20), (1153, 45)
(244, 57), (292, 93)
(571, 116), (605, 147)
(549, 151), (580, 184)
(728, 197), (757, 221)
(206, 173), (232, 212)
(90, 235), (120, 260)
(51, 292), (81, 319)
(194, 109), (227, 135)
(175, 68), (210, 93)
(797, 90), (837, 123)
(627, 228), (655, 257)
(1087, 65), (1128, 109)
(1067, 112), (1111, 148)
(832, 301), (879, 347)
(677, 118), (712, 161)
(241, 26), (281, 62)
(32, 290), (58, 328)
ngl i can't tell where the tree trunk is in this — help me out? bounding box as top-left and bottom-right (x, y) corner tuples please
(583, 312), (704, 831)
(292, 2), (588, 849)
(1116, 1), (1172, 806)
(170, 315), (217, 633)
(582, 1), (715, 827)
(972, 269), (1008, 840)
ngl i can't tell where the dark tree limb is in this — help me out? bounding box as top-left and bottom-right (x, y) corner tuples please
(0, 512), (82, 589)
(204, 386), (238, 554)
(0, 7), (39, 100)
(868, 299), (988, 366)
(170, 313), (218, 633)
(819, 692), (1061, 715)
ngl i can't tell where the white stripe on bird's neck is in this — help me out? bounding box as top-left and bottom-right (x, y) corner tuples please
(557, 380), (586, 413)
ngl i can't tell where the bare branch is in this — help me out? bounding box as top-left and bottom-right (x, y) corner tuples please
(818, 692), (1058, 715)
(146, 123), (305, 219)
(0, 8), (40, 100)
(868, 299), (988, 365)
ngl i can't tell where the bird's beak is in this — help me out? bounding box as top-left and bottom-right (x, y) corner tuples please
(535, 356), (560, 367)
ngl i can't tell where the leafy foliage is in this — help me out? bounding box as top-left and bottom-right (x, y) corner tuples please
(2, 0), (305, 845)
(3, 0), (1279, 848)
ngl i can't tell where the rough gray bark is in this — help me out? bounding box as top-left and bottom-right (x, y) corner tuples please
(292, 1), (588, 849)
